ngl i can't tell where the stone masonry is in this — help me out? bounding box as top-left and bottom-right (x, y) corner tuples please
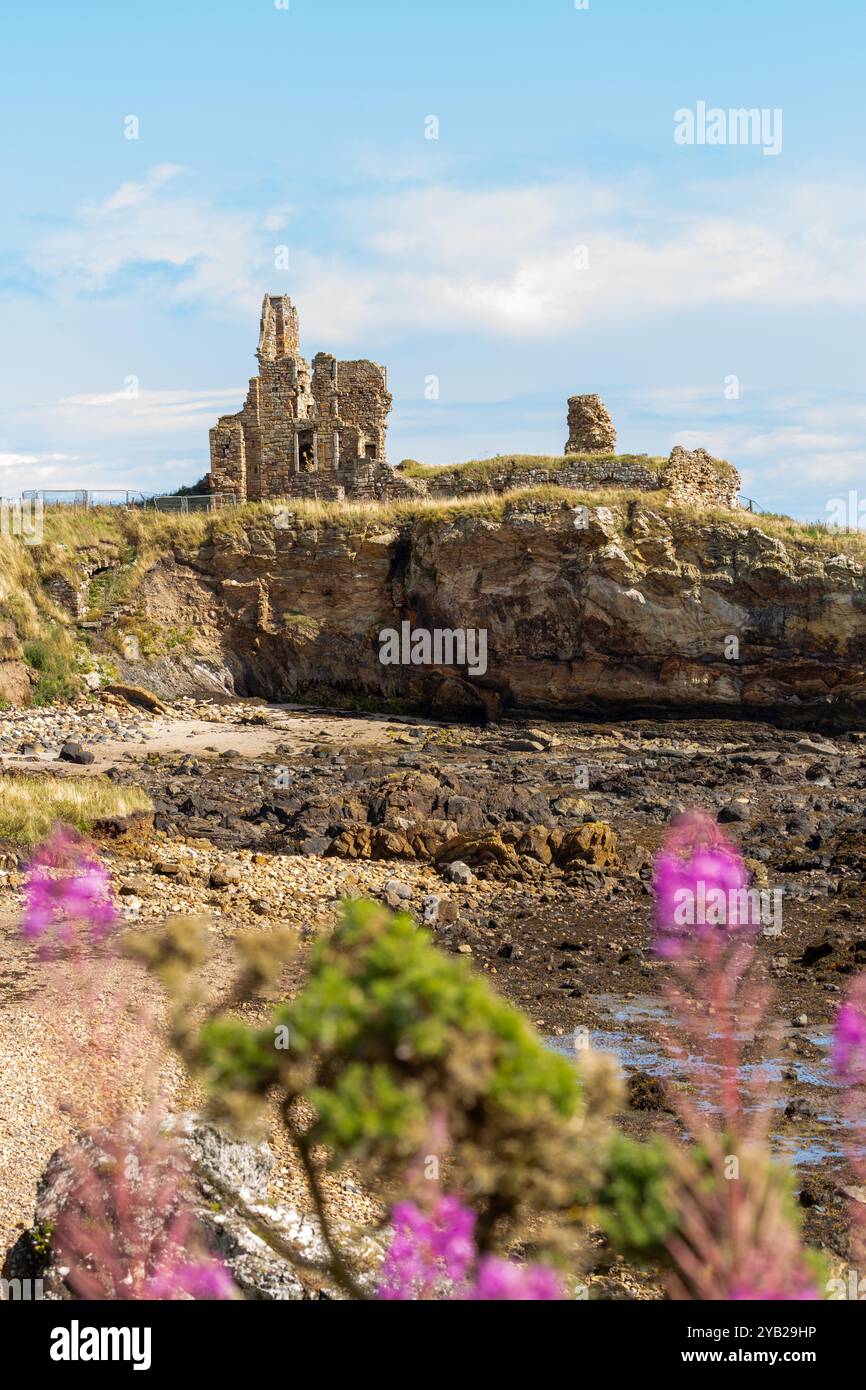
(209, 302), (739, 510)
(412, 445), (740, 508)
(209, 295), (416, 503)
(565, 394), (617, 454)
(661, 445), (741, 509)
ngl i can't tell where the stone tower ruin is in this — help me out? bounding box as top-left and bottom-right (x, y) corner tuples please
(565, 393), (617, 455)
(207, 309), (740, 510)
(209, 295), (399, 502)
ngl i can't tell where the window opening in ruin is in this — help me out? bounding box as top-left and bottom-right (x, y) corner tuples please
(298, 430), (315, 471)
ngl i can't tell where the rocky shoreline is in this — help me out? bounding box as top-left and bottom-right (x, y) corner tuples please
(0, 693), (862, 1290)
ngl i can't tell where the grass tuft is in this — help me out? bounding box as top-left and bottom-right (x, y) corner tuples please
(0, 774), (152, 844)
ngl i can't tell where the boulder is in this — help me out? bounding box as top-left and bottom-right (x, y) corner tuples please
(1, 1114), (377, 1301)
(442, 860), (473, 886)
(434, 831), (519, 872)
(210, 862), (243, 888)
(554, 822), (618, 870)
(105, 683), (171, 715)
(58, 742), (95, 765)
(515, 825), (553, 865)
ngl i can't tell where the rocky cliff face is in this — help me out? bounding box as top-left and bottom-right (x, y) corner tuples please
(124, 498), (866, 725)
(0, 620), (34, 706)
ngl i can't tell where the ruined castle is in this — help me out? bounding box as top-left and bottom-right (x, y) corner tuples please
(209, 295), (415, 504)
(208, 296), (740, 509)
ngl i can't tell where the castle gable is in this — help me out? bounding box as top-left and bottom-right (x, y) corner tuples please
(209, 294), (395, 502)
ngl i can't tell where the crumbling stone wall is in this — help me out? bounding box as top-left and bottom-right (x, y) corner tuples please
(565, 394), (617, 454)
(269, 462), (425, 505)
(209, 417), (247, 502)
(402, 445), (740, 510)
(333, 360), (391, 460)
(421, 458), (664, 498)
(209, 295), (393, 502)
(46, 574), (90, 619)
(209, 310), (740, 512)
(661, 446), (741, 509)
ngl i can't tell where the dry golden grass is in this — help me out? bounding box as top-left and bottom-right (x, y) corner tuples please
(683, 504), (866, 560)
(0, 774), (152, 843)
(249, 484), (674, 530)
(0, 533), (47, 640)
(236, 487), (866, 561)
(41, 501), (264, 557)
(31, 487), (866, 562)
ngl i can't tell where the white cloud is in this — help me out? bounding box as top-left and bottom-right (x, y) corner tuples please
(269, 177), (866, 341)
(36, 167), (277, 315)
(50, 387), (245, 438)
(100, 164), (186, 213)
(24, 166), (866, 342)
(621, 386), (866, 503)
(0, 451), (77, 468)
(0, 452), (84, 495)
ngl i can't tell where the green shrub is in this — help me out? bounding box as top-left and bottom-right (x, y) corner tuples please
(190, 899), (620, 1251)
(23, 626), (79, 704)
(593, 1132), (677, 1261)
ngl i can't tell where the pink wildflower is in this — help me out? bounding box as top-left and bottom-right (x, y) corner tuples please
(23, 824), (117, 951)
(832, 983), (866, 1086)
(472, 1256), (562, 1301)
(730, 1283), (819, 1302)
(378, 1196), (476, 1300)
(52, 1114), (237, 1301)
(378, 1197), (560, 1301)
(145, 1256), (237, 1301)
(654, 811), (820, 1303)
(653, 809), (754, 958)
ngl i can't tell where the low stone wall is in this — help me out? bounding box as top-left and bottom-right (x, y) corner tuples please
(269, 460), (426, 505)
(45, 574), (89, 619)
(660, 446), (741, 509)
(409, 458), (663, 499)
(273, 477), (346, 502)
(236, 447), (740, 512)
(394, 446), (740, 510)
(344, 463), (426, 502)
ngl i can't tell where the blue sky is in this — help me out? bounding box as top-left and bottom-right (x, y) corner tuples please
(1, 0), (865, 519)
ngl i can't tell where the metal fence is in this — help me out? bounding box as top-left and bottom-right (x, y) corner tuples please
(21, 489), (237, 513)
(21, 489), (149, 509)
(144, 493), (237, 513)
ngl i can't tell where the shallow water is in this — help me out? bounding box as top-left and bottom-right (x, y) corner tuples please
(548, 995), (844, 1167)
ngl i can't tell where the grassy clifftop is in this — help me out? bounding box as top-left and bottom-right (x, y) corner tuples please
(1, 488), (864, 710)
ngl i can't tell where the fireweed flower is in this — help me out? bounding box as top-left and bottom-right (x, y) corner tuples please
(653, 809), (755, 958)
(378, 1197), (476, 1300)
(833, 978), (866, 1269)
(378, 1198), (561, 1300)
(22, 824), (118, 950)
(472, 1256), (562, 1302)
(833, 979), (866, 1085)
(145, 1257), (237, 1301)
(653, 811), (820, 1302)
(52, 1114), (237, 1302)
(730, 1281), (819, 1302)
